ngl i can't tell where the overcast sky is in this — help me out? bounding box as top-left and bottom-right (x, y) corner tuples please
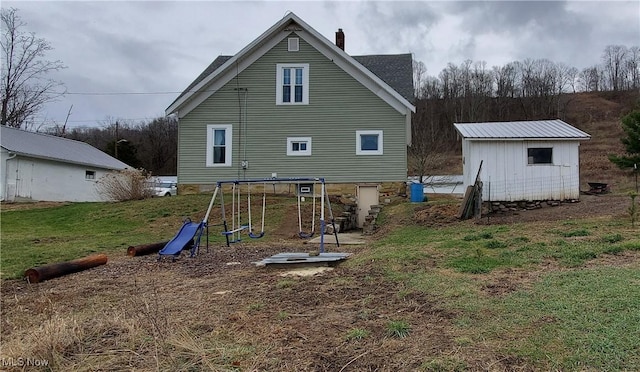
(4, 0), (639, 130)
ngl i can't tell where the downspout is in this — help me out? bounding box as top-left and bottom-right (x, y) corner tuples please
(4, 152), (17, 201)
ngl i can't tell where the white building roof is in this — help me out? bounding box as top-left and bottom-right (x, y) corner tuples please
(1, 126), (129, 170)
(453, 120), (591, 140)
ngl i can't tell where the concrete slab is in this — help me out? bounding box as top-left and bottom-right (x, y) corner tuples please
(279, 267), (334, 277)
(307, 232), (365, 245)
(253, 252), (351, 267)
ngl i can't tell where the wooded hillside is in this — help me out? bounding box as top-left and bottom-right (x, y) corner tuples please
(412, 90), (640, 192)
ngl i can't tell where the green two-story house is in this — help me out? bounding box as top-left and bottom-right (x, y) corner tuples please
(166, 12), (415, 191)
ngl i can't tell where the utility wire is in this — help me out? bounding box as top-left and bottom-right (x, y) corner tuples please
(42, 88), (218, 96)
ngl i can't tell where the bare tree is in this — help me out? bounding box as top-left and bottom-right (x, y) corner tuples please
(409, 100), (450, 182)
(626, 46), (640, 90)
(413, 59), (428, 99)
(579, 65), (602, 92)
(1, 8), (65, 128)
(136, 116), (178, 175)
(602, 45), (628, 91)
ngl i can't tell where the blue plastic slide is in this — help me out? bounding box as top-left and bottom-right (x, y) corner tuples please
(159, 220), (204, 257)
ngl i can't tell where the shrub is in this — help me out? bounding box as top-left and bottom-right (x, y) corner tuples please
(345, 328), (369, 341)
(602, 234), (624, 244)
(96, 168), (154, 201)
(484, 240), (508, 249)
(386, 320), (410, 338)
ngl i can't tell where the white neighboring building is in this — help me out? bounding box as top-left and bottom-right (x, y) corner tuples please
(1, 126), (129, 202)
(454, 120), (591, 201)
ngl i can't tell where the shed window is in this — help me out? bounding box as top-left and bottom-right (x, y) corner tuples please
(527, 148), (553, 164)
(85, 170), (96, 180)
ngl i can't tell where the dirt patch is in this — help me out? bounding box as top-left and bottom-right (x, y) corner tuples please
(411, 193), (631, 227)
(476, 193), (630, 225)
(1, 201), (69, 211)
(1, 192), (636, 370)
(413, 203), (460, 226)
(1, 250), (466, 371)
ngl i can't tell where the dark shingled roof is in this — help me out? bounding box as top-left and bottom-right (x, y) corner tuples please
(174, 55), (233, 104)
(353, 54), (414, 102)
(171, 53), (414, 108)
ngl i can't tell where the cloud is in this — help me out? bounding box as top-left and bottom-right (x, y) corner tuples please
(3, 0), (638, 128)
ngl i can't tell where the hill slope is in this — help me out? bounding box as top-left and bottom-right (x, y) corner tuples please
(431, 90), (640, 192)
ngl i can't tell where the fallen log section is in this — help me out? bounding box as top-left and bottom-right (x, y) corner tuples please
(24, 254), (108, 283)
(126, 241), (169, 257)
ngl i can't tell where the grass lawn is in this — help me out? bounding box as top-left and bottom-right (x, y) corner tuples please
(1, 194), (639, 370)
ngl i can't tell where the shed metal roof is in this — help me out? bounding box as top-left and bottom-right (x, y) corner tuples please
(1, 126), (130, 170)
(453, 120), (591, 140)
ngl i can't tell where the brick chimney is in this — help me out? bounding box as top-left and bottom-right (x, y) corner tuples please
(335, 28), (345, 51)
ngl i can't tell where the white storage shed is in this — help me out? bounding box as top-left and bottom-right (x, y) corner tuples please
(1, 126), (129, 202)
(453, 120), (591, 201)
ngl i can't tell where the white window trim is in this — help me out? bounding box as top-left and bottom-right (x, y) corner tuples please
(288, 37), (299, 52)
(206, 124), (232, 167)
(276, 63), (309, 105)
(287, 137), (312, 156)
(85, 170), (96, 180)
(356, 130), (383, 155)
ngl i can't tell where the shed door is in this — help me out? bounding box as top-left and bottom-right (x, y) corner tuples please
(356, 184), (379, 228)
(16, 159), (34, 199)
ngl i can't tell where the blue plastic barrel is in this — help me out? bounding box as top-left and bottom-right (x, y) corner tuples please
(410, 183), (424, 202)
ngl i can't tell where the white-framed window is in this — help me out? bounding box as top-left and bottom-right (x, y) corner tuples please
(288, 37), (299, 52)
(527, 147), (553, 165)
(276, 63), (309, 105)
(287, 137), (312, 156)
(85, 170), (96, 180)
(356, 130), (383, 155)
(206, 124), (232, 167)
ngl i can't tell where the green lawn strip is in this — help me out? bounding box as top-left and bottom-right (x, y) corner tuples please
(0, 196), (216, 279)
(0, 193), (316, 279)
(357, 219), (639, 276)
(353, 219), (639, 370)
(488, 267), (640, 370)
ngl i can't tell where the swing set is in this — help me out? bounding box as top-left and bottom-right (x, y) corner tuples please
(158, 177), (340, 260)
(216, 177), (339, 252)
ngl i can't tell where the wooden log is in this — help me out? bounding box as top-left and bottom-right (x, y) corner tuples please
(127, 241), (169, 257)
(24, 254), (108, 283)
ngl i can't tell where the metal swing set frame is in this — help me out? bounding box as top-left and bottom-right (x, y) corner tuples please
(202, 177), (340, 253)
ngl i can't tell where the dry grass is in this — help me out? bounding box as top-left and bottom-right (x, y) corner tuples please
(1, 91), (639, 371)
(566, 91), (640, 192)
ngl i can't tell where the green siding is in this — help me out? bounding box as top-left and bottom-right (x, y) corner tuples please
(178, 34), (408, 184)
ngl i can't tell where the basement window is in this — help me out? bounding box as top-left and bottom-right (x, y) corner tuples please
(527, 147), (553, 164)
(85, 170), (96, 180)
(356, 130), (383, 155)
(287, 137), (312, 156)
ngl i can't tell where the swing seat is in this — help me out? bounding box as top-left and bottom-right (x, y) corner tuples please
(249, 231), (265, 239)
(298, 231), (315, 239)
(222, 225), (248, 235)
